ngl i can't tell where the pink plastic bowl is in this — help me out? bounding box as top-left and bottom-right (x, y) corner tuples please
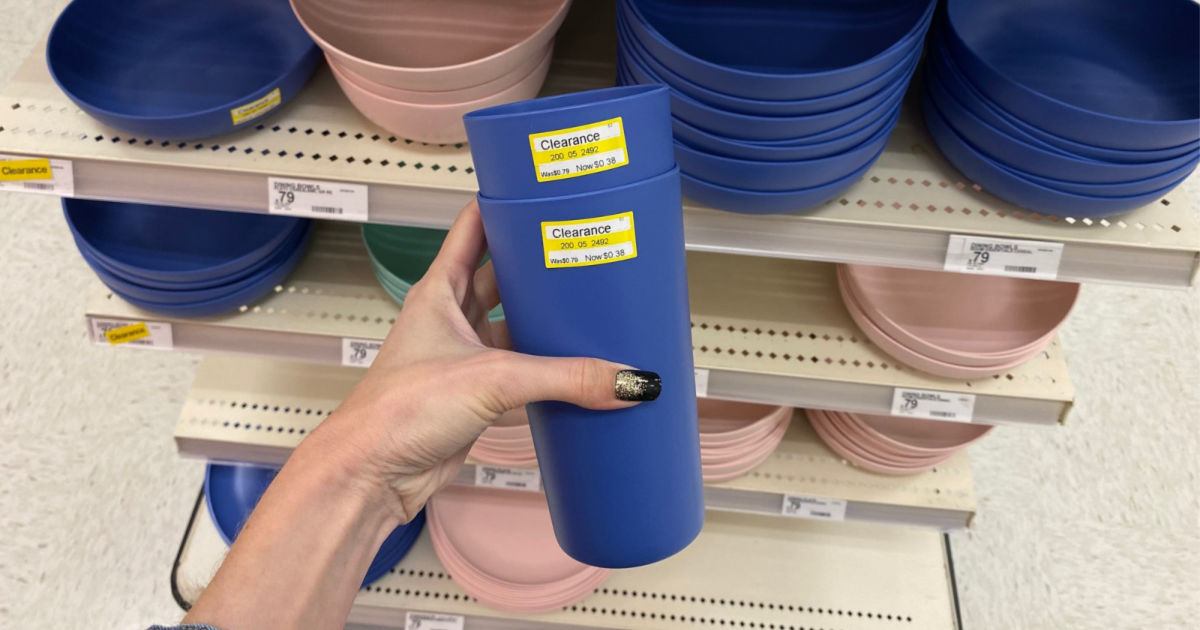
(328, 45), (553, 143)
(290, 0), (571, 91)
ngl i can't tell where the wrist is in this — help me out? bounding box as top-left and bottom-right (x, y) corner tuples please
(287, 426), (405, 531)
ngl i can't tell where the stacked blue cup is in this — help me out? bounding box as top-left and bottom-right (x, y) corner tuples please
(463, 85), (704, 569)
(923, 0), (1199, 218)
(616, 0), (935, 214)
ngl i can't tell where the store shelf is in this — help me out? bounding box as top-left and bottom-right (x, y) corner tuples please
(172, 487), (963, 630)
(2, 3), (1196, 287)
(87, 223), (1074, 426)
(176, 355), (976, 530)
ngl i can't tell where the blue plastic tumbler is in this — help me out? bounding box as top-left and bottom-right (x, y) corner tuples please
(474, 166), (703, 568)
(463, 85), (674, 199)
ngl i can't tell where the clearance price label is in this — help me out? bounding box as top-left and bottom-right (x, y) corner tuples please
(231, 87), (282, 126)
(0, 154), (74, 196)
(541, 211), (637, 269)
(89, 318), (174, 349)
(529, 117), (628, 182)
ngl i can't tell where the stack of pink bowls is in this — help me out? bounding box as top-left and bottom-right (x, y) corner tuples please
(428, 485), (609, 613)
(806, 409), (990, 475)
(289, 0), (572, 143)
(698, 399), (793, 482)
(468, 408), (537, 468)
(836, 264), (1080, 379)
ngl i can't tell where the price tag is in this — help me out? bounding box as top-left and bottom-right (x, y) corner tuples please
(781, 495), (847, 521)
(474, 465), (541, 492)
(89, 318), (173, 349)
(891, 387), (975, 423)
(267, 177), (368, 221)
(341, 338), (382, 368)
(944, 234), (1063, 280)
(404, 612), (464, 630)
(0, 155), (74, 196)
(694, 368), (710, 398)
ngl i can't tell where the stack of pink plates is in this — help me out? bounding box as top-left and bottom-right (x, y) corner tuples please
(289, 0), (572, 143)
(836, 264), (1080, 379)
(698, 399), (793, 482)
(806, 408), (991, 475)
(468, 407), (537, 468)
(428, 485), (609, 612)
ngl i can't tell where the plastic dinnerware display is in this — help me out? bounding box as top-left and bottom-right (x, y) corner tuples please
(428, 485), (610, 613)
(670, 107), (898, 163)
(290, 0), (571, 91)
(329, 46), (553, 144)
(843, 411), (992, 457)
(204, 463), (426, 587)
(464, 85), (675, 199)
(696, 400), (793, 482)
(47, 0), (319, 140)
(942, 0), (1200, 151)
(805, 409), (980, 476)
(620, 0), (936, 100)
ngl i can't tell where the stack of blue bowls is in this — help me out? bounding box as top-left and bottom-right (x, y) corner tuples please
(615, 0), (936, 214)
(65, 199), (312, 317)
(205, 463), (425, 587)
(924, 0), (1199, 218)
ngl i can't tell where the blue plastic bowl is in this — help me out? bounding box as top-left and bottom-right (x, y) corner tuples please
(674, 106), (901, 192)
(77, 221), (310, 304)
(204, 463), (425, 587)
(930, 31), (1200, 165)
(943, 0), (1200, 151)
(620, 42), (918, 142)
(622, 0), (935, 100)
(923, 90), (1188, 218)
(928, 72), (1199, 195)
(464, 85), (674, 200)
(101, 222), (313, 317)
(680, 146), (885, 214)
(615, 9), (920, 117)
(46, 0), (319, 140)
(63, 198), (304, 283)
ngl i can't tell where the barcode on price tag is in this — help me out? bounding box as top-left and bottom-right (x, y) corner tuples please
(0, 155), (74, 196)
(341, 338), (382, 368)
(891, 387), (975, 422)
(404, 611), (464, 630)
(944, 234), (1063, 280)
(267, 177), (368, 221)
(474, 465), (541, 491)
(694, 368), (710, 398)
(781, 495), (847, 521)
(89, 318), (173, 349)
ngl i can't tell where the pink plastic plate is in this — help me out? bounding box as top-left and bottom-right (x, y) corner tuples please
(807, 410), (945, 476)
(840, 264), (1079, 364)
(837, 410), (991, 456)
(291, 0), (571, 91)
(697, 398), (793, 447)
(702, 414), (791, 482)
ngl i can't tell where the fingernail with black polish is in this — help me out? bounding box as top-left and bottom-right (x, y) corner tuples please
(615, 370), (662, 401)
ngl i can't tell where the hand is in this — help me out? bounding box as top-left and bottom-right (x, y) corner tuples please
(303, 200), (661, 525)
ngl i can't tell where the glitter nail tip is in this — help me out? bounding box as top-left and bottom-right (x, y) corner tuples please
(614, 369), (663, 401)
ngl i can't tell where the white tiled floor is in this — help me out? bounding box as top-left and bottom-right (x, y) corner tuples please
(0, 5), (1197, 628)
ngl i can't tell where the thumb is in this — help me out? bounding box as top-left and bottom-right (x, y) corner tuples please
(479, 351), (662, 412)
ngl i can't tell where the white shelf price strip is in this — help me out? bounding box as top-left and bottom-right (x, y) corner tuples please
(341, 337), (382, 368)
(891, 388), (976, 423)
(404, 612), (464, 630)
(473, 465), (541, 492)
(943, 234), (1064, 280)
(267, 176), (368, 221)
(780, 495), (847, 521)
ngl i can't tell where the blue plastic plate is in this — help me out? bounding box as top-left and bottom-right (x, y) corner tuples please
(615, 9), (920, 117)
(679, 146), (885, 214)
(673, 106), (901, 192)
(46, 0), (319, 140)
(63, 198), (304, 283)
(101, 222), (313, 317)
(621, 0), (935, 100)
(620, 42), (917, 142)
(204, 463), (425, 587)
(943, 0), (1199, 151)
(923, 90), (1188, 218)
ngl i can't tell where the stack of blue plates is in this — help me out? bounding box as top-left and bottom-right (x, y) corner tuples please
(615, 0), (935, 214)
(205, 463), (425, 587)
(64, 199), (312, 317)
(924, 0), (1199, 217)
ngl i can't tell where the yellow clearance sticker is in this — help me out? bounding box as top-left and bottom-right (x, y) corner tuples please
(105, 322), (150, 345)
(0, 158), (53, 182)
(529, 117), (629, 182)
(541, 211), (637, 268)
(231, 87), (282, 126)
